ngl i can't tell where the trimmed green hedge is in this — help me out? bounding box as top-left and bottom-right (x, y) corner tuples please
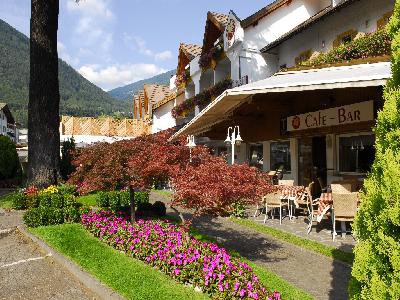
(96, 190), (149, 212)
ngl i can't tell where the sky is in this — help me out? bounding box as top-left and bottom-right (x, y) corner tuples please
(0, 0), (273, 91)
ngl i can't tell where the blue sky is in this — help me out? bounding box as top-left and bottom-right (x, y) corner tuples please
(0, 0), (273, 90)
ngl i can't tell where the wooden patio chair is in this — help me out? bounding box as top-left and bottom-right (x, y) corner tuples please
(263, 193), (284, 224)
(332, 193), (358, 241)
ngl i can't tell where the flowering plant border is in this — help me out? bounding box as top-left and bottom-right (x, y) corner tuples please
(172, 79), (232, 119)
(199, 42), (225, 70)
(82, 211), (281, 300)
(297, 29), (391, 69)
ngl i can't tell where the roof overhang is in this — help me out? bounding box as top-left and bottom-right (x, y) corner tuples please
(170, 62), (391, 140)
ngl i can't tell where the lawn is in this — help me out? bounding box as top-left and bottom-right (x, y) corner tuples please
(32, 224), (209, 300)
(231, 218), (354, 265)
(0, 192), (15, 209)
(76, 193), (98, 207)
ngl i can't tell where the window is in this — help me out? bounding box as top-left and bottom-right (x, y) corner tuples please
(338, 134), (375, 173)
(248, 143), (263, 170)
(333, 30), (358, 48)
(270, 141), (291, 173)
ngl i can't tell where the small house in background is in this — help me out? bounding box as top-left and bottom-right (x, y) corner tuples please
(0, 103), (19, 143)
(59, 116), (151, 147)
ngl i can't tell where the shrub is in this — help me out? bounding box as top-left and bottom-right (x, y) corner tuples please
(108, 191), (121, 212)
(134, 191), (149, 205)
(23, 207), (65, 228)
(60, 137), (76, 180)
(97, 191), (109, 207)
(350, 6), (400, 299)
(11, 192), (27, 210)
(0, 135), (22, 181)
(152, 201), (166, 217)
(26, 194), (41, 208)
(230, 201), (247, 218)
(50, 193), (64, 208)
(58, 184), (77, 196)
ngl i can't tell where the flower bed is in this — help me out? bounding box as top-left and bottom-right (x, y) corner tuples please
(297, 29), (390, 69)
(82, 211), (281, 300)
(172, 79), (232, 118)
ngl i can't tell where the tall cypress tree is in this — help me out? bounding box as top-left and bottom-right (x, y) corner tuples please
(350, 2), (400, 299)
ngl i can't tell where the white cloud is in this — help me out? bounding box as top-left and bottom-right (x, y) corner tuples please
(66, 0), (114, 20)
(124, 34), (173, 62)
(58, 41), (80, 66)
(155, 50), (173, 61)
(78, 63), (167, 90)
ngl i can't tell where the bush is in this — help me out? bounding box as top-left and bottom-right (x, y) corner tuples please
(60, 137), (76, 181)
(58, 184), (77, 196)
(23, 207), (64, 228)
(350, 7), (400, 299)
(137, 202), (153, 214)
(108, 191), (121, 212)
(11, 192), (27, 210)
(134, 191), (149, 205)
(230, 201), (247, 218)
(97, 191), (109, 207)
(26, 194), (41, 209)
(152, 201), (166, 217)
(0, 135), (22, 181)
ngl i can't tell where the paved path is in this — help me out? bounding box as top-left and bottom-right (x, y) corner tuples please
(0, 212), (95, 300)
(151, 191), (352, 300)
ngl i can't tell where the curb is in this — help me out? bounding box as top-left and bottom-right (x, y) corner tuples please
(17, 225), (124, 300)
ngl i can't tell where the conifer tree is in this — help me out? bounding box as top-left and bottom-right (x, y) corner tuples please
(350, 2), (400, 298)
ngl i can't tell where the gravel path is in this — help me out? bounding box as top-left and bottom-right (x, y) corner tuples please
(151, 191), (352, 300)
(0, 212), (95, 300)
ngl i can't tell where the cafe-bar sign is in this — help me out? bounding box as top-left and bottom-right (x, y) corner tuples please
(287, 101), (374, 132)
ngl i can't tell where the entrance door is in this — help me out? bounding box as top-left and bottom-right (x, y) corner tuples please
(298, 136), (327, 194)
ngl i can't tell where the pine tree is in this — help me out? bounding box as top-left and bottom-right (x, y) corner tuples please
(350, 2), (400, 298)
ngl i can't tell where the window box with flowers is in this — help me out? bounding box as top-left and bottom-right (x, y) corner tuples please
(199, 41), (226, 71)
(175, 68), (191, 89)
(294, 29), (391, 70)
(172, 78), (232, 119)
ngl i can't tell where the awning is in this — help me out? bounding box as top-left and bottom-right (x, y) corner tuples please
(170, 62), (391, 140)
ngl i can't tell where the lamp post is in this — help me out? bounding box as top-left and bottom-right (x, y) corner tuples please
(225, 126), (243, 165)
(186, 135), (196, 162)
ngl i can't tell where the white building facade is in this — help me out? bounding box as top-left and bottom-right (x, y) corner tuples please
(0, 103), (19, 143)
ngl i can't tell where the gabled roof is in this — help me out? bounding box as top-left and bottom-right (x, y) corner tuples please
(180, 43), (203, 60)
(209, 12), (229, 30)
(177, 43), (202, 74)
(143, 84), (171, 105)
(261, 0), (356, 53)
(153, 92), (177, 110)
(0, 103), (15, 124)
(241, 0), (290, 28)
(201, 11), (229, 55)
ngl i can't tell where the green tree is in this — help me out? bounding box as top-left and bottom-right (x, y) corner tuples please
(350, 3), (400, 299)
(60, 137), (76, 181)
(0, 136), (22, 180)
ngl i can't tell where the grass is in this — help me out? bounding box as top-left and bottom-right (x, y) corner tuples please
(189, 227), (314, 300)
(31, 224), (209, 300)
(230, 218), (354, 265)
(151, 189), (172, 198)
(76, 193), (99, 207)
(0, 192), (15, 209)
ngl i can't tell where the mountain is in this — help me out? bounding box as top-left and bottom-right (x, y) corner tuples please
(108, 69), (176, 101)
(0, 19), (132, 126)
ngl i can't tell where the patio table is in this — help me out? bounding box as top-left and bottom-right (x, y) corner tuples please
(276, 185), (305, 219)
